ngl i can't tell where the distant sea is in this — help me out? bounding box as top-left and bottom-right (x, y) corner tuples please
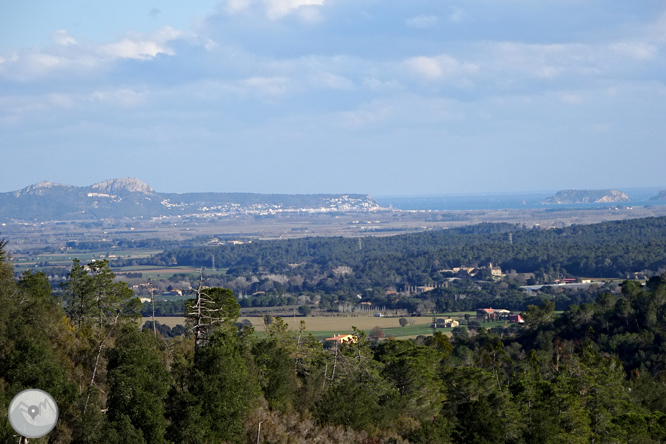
(375, 187), (666, 212)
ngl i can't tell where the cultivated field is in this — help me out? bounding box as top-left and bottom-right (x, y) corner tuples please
(240, 315), (433, 332)
(145, 313), (503, 340)
(149, 315), (431, 330)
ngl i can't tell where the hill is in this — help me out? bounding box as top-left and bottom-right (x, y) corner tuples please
(541, 189), (629, 204)
(0, 178), (384, 222)
(650, 190), (666, 201)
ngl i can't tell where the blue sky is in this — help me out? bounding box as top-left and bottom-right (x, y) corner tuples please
(1, 0), (665, 195)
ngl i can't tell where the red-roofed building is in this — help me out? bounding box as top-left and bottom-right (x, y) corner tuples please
(325, 334), (358, 344)
(477, 308), (495, 319)
(509, 314), (524, 323)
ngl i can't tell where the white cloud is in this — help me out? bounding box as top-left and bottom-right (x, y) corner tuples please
(1, 87), (148, 123)
(340, 102), (393, 127)
(559, 92), (583, 104)
(449, 8), (464, 23)
(405, 55), (478, 81)
(100, 27), (182, 59)
(0, 26), (188, 80)
(242, 76), (290, 96)
(224, 0), (324, 19)
(0, 96), (49, 123)
(27, 53), (64, 69)
(265, 0), (324, 19)
(101, 39), (172, 59)
(363, 77), (401, 91)
(89, 89), (146, 107)
(407, 56), (442, 79)
(610, 42), (657, 60)
(53, 30), (77, 46)
(649, 12), (666, 42)
(226, 0), (253, 13)
(311, 72), (353, 89)
(47, 93), (76, 109)
(488, 42), (591, 79)
(406, 15), (439, 29)
(479, 39), (662, 84)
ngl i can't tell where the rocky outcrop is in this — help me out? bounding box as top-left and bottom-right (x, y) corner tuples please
(541, 189), (629, 204)
(90, 178), (155, 195)
(650, 190), (666, 201)
(12, 181), (74, 198)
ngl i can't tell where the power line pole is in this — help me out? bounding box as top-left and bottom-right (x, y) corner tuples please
(151, 289), (156, 337)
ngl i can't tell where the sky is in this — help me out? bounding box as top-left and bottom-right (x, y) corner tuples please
(1, 0), (665, 196)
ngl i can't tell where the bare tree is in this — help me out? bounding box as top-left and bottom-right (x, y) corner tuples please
(187, 269), (240, 351)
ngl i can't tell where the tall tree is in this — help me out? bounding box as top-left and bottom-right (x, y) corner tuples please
(61, 259), (141, 441)
(169, 329), (259, 444)
(105, 325), (172, 444)
(186, 272), (240, 350)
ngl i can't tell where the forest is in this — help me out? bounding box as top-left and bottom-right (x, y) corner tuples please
(110, 217), (666, 314)
(140, 217), (666, 280)
(5, 235), (666, 443)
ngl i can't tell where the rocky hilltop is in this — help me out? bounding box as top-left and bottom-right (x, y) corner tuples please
(650, 190), (666, 201)
(541, 189), (630, 205)
(90, 178), (156, 195)
(0, 178), (385, 222)
(12, 181), (74, 198)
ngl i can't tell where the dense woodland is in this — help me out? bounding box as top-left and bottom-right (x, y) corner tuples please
(112, 217), (666, 314)
(5, 232), (666, 443)
(142, 217), (666, 279)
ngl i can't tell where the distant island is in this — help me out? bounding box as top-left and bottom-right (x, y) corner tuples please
(541, 189), (630, 204)
(650, 190), (666, 201)
(0, 178), (385, 222)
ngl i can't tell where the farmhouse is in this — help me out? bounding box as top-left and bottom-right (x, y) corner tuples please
(444, 318), (459, 328)
(325, 334), (358, 344)
(477, 308), (511, 321)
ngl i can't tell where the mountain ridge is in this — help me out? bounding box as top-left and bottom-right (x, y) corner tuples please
(541, 189), (630, 204)
(0, 178), (384, 222)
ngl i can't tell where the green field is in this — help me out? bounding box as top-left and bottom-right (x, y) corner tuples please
(11, 249), (164, 270)
(147, 314), (516, 340)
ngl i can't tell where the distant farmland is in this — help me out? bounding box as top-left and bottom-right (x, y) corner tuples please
(145, 314), (501, 340)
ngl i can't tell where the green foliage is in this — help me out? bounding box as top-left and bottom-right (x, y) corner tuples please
(374, 340), (445, 421)
(151, 216), (666, 293)
(523, 299), (556, 329)
(106, 325), (171, 444)
(10, 230), (666, 443)
(252, 338), (298, 411)
(63, 259), (140, 330)
(298, 304), (312, 316)
(184, 330), (260, 443)
(0, 251), (79, 442)
(315, 329), (401, 432)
